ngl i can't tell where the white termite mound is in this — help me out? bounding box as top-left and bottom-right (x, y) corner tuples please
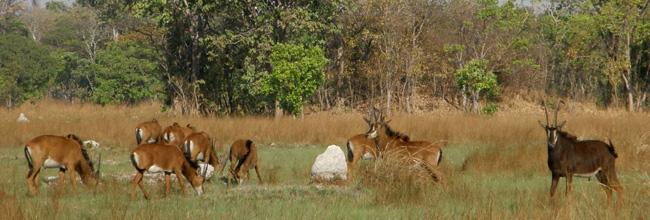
(310, 145), (347, 182)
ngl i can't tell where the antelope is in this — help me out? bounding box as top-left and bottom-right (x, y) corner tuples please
(162, 122), (196, 147)
(24, 134), (101, 195)
(130, 143), (206, 200)
(223, 139), (262, 185)
(539, 101), (623, 206)
(366, 111), (444, 182)
(346, 108), (382, 176)
(136, 119), (163, 144)
(183, 132), (222, 173)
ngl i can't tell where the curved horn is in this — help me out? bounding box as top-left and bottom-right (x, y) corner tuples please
(95, 153), (102, 178)
(554, 100), (564, 126)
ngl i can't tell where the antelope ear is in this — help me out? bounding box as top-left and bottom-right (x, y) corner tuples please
(558, 121), (566, 129)
(363, 117), (370, 124)
(385, 119), (392, 124)
(538, 120), (545, 128)
(173, 122), (179, 126)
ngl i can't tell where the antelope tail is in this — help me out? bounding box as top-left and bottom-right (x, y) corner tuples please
(136, 128), (143, 145)
(24, 146), (33, 178)
(607, 139), (618, 158)
(346, 141), (354, 163)
(130, 153), (143, 172)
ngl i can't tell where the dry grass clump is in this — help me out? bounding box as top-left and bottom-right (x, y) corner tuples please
(358, 155), (443, 206)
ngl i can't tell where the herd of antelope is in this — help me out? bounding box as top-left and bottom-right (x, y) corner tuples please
(21, 101), (623, 206)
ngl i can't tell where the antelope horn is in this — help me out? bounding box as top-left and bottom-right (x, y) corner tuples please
(95, 153), (102, 178)
(542, 101), (549, 126)
(554, 100), (564, 126)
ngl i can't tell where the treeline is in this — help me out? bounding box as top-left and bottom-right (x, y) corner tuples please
(1, 0), (649, 115)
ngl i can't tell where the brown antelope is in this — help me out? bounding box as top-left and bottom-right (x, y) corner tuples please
(162, 122), (196, 147)
(24, 134), (101, 195)
(183, 132), (222, 172)
(130, 143), (206, 200)
(346, 108), (382, 176)
(539, 101), (623, 206)
(366, 111), (444, 182)
(136, 119), (162, 144)
(223, 139), (262, 185)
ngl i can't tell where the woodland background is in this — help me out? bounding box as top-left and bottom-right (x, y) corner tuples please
(1, 0), (649, 116)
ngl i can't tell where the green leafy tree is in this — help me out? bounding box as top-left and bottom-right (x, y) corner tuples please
(455, 59), (499, 113)
(90, 40), (164, 105)
(260, 43), (328, 116)
(0, 34), (62, 107)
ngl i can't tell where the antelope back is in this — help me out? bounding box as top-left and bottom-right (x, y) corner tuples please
(184, 132), (211, 162)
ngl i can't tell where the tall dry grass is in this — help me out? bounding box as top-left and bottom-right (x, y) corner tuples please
(0, 99), (648, 173)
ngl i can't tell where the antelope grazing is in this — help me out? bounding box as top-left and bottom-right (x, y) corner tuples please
(539, 101), (623, 206)
(24, 134), (101, 195)
(162, 122), (196, 147)
(130, 143), (205, 199)
(183, 132), (221, 172)
(224, 139), (262, 185)
(366, 112), (444, 182)
(136, 119), (162, 144)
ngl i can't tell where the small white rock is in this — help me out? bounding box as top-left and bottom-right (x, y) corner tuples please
(197, 163), (215, 179)
(310, 145), (348, 181)
(83, 140), (100, 149)
(17, 113), (29, 123)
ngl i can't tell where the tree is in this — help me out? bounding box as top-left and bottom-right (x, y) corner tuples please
(455, 59), (498, 113)
(260, 43), (328, 116)
(0, 34), (62, 107)
(90, 40), (164, 105)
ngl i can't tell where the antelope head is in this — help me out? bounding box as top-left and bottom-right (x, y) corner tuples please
(366, 107), (390, 139)
(193, 163), (209, 195)
(539, 100), (566, 149)
(67, 134), (101, 184)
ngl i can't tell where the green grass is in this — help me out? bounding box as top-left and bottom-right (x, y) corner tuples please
(0, 144), (648, 220)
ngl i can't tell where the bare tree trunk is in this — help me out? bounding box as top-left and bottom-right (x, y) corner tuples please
(471, 91), (480, 113)
(622, 73), (634, 111)
(461, 85), (468, 112)
(386, 83), (392, 116)
(274, 99), (282, 118)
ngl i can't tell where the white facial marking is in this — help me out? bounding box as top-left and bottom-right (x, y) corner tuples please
(574, 168), (601, 178)
(195, 187), (203, 195)
(147, 138), (156, 143)
(197, 152), (204, 161)
(369, 130), (378, 138)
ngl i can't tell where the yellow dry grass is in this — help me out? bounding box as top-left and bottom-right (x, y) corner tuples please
(1, 99), (647, 173)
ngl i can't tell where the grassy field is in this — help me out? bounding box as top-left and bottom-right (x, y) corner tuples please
(0, 101), (648, 219)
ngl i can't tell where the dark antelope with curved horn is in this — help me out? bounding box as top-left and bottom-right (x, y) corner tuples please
(539, 100), (623, 206)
